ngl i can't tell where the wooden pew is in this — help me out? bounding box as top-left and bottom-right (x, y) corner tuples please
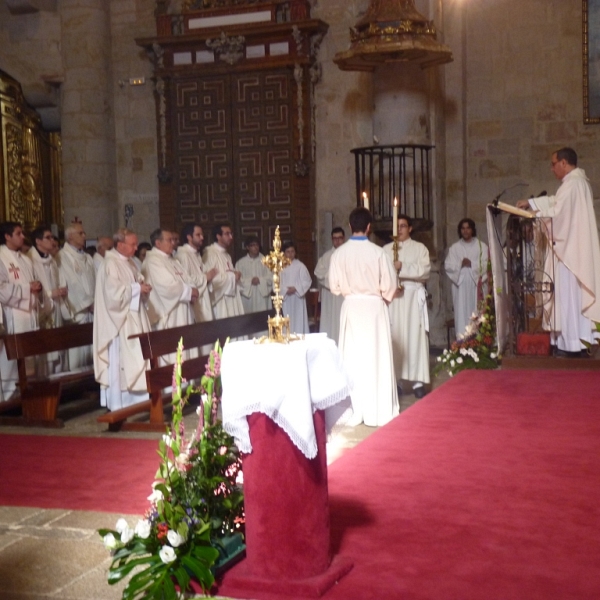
(0, 322), (96, 427)
(97, 310), (272, 432)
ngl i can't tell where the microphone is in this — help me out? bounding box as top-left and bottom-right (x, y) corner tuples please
(493, 182), (529, 207)
(529, 190), (547, 199)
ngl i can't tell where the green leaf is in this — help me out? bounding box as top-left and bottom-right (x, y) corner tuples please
(173, 565), (191, 593)
(107, 555), (156, 583)
(181, 555), (215, 591)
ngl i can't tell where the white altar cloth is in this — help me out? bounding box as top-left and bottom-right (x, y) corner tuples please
(221, 333), (352, 459)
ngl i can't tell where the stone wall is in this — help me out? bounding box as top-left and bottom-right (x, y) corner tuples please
(443, 0), (600, 246)
(311, 0), (372, 254)
(109, 0), (159, 244)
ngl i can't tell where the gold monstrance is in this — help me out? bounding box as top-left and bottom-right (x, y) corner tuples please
(256, 226), (303, 344)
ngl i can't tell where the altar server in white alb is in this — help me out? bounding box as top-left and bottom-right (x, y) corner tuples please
(94, 229), (153, 411)
(235, 235), (273, 313)
(329, 208), (398, 427)
(444, 218), (488, 339)
(0, 222), (45, 401)
(202, 223), (244, 318)
(516, 147), (600, 355)
(281, 241), (312, 334)
(29, 225), (68, 375)
(176, 223), (217, 323)
(314, 227), (345, 344)
(384, 215), (431, 399)
(58, 222), (96, 369)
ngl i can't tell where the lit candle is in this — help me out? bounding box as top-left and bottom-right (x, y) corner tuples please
(393, 197), (398, 237)
(362, 192), (369, 211)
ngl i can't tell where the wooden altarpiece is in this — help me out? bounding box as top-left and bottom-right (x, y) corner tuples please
(0, 70), (63, 232)
(137, 0), (328, 267)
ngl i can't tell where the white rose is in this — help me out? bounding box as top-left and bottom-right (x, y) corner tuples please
(115, 518), (128, 534)
(456, 357), (463, 364)
(159, 545), (177, 564)
(167, 530), (185, 548)
(490, 352), (497, 359)
(103, 533), (118, 550)
(460, 348), (467, 356)
(120, 528), (134, 544)
(437, 356), (442, 362)
(134, 520), (151, 539)
(450, 360), (455, 367)
(474, 356), (480, 363)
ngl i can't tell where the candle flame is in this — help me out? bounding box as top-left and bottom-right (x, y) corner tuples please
(393, 197), (398, 206)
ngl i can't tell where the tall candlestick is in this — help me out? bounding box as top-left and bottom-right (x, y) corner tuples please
(362, 192), (369, 211)
(393, 197), (398, 236)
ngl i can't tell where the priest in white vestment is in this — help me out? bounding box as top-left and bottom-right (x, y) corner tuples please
(0, 222), (44, 401)
(58, 222), (95, 369)
(29, 225), (69, 375)
(94, 229), (153, 410)
(384, 215), (431, 398)
(516, 147), (600, 354)
(142, 229), (199, 363)
(329, 208), (398, 427)
(280, 242), (312, 334)
(235, 236), (273, 313)
(314, 227), (345, 344)
(176, 224), (217, 323)
(202, 224), (244, 318)
(93, 236), (114, 272)
(444, 218), (489, 339)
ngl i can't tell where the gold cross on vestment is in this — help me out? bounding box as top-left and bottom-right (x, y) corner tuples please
(8, 262), (20, 280)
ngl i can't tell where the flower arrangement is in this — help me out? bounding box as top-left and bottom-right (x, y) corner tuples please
(435, 291), (499, 377)
(99, 339), (244, 599)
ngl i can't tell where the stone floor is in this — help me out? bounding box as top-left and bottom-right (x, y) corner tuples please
(0, 367), (446, 600)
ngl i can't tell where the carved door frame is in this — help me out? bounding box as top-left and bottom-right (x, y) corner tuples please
(137, 3), (327, 269)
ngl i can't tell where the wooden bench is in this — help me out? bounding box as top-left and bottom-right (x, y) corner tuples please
(0, 322), (96, 427)
(97, 310), (273, 432)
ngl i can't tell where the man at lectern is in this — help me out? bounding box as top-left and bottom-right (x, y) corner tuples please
(516, 147), (600, 356)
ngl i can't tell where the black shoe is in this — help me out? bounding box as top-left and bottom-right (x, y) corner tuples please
(413, 386), (427, 399)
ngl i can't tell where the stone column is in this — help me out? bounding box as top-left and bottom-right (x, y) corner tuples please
(60, 0), (116, 236)
(372, 63), (431, 146)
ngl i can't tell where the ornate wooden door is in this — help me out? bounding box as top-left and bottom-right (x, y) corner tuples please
(138, 0), (326, 267)
(173, 70), (295, 257)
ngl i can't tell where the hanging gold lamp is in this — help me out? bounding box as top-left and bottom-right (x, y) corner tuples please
(334, 0), (453, 71)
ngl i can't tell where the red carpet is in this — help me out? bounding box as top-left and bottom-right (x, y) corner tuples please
(219, 369), (600, 600)
(0, 435), (159, 514)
